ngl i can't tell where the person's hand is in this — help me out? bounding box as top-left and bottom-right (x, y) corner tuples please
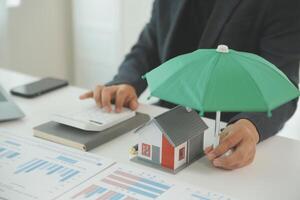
(79, 84), (139, 112)
(204, 119), (259, 170)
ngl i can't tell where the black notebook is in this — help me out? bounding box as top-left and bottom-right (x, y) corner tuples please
(33, 112), (150, 151)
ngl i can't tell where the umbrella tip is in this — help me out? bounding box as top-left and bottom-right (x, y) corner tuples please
(217, 45), (229, 53)
(267, 111), (272, 118)
(200, 111), (205, 116)
(185, 107), (192, 112)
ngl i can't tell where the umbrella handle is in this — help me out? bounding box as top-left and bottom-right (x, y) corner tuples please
(213, 111), (221, 148)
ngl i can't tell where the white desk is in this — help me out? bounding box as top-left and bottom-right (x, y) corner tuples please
(1, 68), (300, 200)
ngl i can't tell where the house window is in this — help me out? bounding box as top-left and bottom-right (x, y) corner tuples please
(142, 143), (151, 157)
(179, 147), (185, 161)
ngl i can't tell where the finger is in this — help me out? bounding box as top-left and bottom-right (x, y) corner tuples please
(212, 141), (252, 170)
(128, 98), (139, 110)
(207, 131), (243, 160)
(94, 85), (104, 107)
(79, 91), (93, 100)
(219, 127), (231, 142)
(124, 92), (138, 110)
(115, 89), (127, 112)
(204, 146), (213, 154)
(101, 87), (116, 112)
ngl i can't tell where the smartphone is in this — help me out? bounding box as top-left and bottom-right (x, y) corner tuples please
(10, 77), (68, 98)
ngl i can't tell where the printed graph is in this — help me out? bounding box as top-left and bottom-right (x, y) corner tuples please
(71, 184), (137, 200)
(0, 131), (114, 200)
(58, 163), (237, 200)
(0, 147), (20, 159)
(0, 140), (21, 160)
(62, 164), (174, 200)
(14, 156), (80, 182)
(101, 169), (171, 199)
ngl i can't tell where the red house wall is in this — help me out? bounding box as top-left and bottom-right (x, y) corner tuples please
(161, 134), (174, 169)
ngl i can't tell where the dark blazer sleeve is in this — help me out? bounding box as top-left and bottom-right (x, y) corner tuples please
(106, 0), (160, 96)
(229, 0), (300, 142)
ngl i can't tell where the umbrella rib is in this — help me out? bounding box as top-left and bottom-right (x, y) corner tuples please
(234, 51), (300, 110)
(231, 54), (270, 112)
(236, 51), (292, 83)
(201, 53), (222, 112)
(151, 59), (200, 107)
(151, 50), (217, 112)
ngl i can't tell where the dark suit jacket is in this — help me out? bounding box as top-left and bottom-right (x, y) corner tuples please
(108, 0), (300, 141)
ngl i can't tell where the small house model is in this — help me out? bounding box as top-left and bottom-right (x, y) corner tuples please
(135, 106), (208, 173)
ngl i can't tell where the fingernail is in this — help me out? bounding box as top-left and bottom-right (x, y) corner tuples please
(207, 153), (215, 160)
(132, 101), (138, 109)
(213, 159), (222, 167)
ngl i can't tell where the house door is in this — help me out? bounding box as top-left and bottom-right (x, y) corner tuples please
(161, 135), (174, 169)
(151, 145), (160, 164)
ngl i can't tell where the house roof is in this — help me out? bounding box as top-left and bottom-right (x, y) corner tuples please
(153, 106), (208, 147)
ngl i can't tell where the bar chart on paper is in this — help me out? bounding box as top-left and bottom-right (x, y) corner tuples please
(0, 130), (114, 200)
(58, 164), (175, 200)
(14, 156), (81, 182)
(0, 147), (20, 159)
(58, 164), (236, 200)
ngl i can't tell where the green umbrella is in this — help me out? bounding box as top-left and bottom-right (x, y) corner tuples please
(143, 45), (300, 147)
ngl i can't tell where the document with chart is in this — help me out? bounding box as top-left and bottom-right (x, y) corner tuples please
(0, 130), (114, 200)
(58, 163), (236, 200)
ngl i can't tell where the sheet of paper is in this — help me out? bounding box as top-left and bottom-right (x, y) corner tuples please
(58, 163), (236, 200)
(0, 130), (114, 200)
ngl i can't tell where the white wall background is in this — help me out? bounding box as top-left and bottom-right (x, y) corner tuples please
(72, 0), (122, 88)
(0, 0), (73, 79)
(0, 1), (8, 68)
(72, 0), (154, 89)
(0, 0), (154, 88)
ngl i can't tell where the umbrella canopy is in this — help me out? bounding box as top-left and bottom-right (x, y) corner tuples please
(143, 45), (300, 116)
